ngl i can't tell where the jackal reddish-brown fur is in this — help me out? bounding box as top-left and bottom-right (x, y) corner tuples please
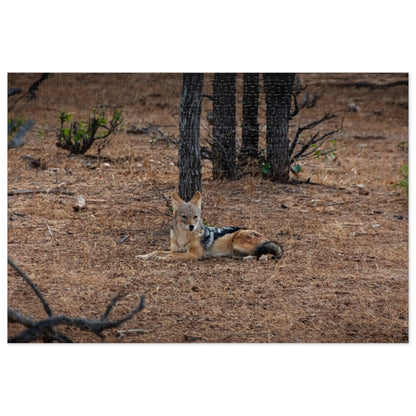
(136, 191), (283, 261)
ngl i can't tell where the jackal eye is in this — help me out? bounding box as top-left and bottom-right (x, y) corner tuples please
(181, 215), (187, 219)
(193, 216), (198, 220)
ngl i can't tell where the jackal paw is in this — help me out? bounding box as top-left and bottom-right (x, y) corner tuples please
(155, 255), (170, 261)
(243, 255), (256, 261)
(243, 254), (269, 261)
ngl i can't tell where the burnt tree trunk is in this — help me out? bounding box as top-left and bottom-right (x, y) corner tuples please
(263, 73), (295, 182)
(239, 73), (260, 163)
(212, 73), (237, 180)
(178, 73), (204, 202)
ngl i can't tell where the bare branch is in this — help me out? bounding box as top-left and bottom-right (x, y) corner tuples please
(147, 123), (179, 147)
(289, 113), (337, 158)
(8, 308), (36, 327)
(289, 83), (307, 120)
(8, 188), (74, 196)
(301, 113), (337, 131)
(26, 73), (50, 101)
(8, 88), (22, 97)
(288, 113), (340, 166)
(101, 292), (125, 321)
(8, 294), (146, 343)
(8, 257), (53, 317)
(8, 308), (73, 343)
(8, 259), (146, 342)
(323, 80), (408, 89)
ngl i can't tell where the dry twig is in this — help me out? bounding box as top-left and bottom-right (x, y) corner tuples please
(8, 188), (74, 196)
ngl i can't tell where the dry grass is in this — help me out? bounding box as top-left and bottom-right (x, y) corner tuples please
(7, 73), (408, 342)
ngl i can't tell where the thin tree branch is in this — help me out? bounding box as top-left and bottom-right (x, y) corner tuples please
(8, 257), (53, 317)
(289, 113), (339, 164)
(323, 80), (408, 89)
(8, 189), (74, 196)
(26, 73), (50, 101)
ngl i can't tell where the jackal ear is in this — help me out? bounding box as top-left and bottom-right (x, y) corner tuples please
(171, 192), (183, 211)
(190, 191), (202, 209)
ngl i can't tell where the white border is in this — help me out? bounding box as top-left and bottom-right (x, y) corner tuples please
(2, 1), (414, 415)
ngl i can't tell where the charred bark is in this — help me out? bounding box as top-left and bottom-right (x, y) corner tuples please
(240, 73), (260, 163)
(264, 73), (295, 182)
(212, 73), (237, 180)
(178, 73), (204, 201)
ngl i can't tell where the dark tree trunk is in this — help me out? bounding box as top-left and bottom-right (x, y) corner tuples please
(240, 73), (260, 163)
(263, 73), (295, 182)
(178, 73), (204, 202)
(212, 73), (237, 180)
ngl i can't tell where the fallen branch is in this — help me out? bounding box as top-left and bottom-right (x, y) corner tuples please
(117, 235), (129, 244)
(8, 258), (146, 343)
(8, 88), (22, 97)
(8, 309), (72, 343)
(8, 188), (74, 196)
(118, 328), (149, 334)
(325, 200), (362, 206)
(8, 74), (51, 112)
(117, 328), (150, 339)
(147, 123), (179, 147)
(8, 257), (53, 317)
(8, 257), (72, 342)
(90, 227), (147, 236)
(46, 223), (54, 237)
(326, 80), (408, 90)
(8, 296), (145, 343)
(26, 73), (51, 100)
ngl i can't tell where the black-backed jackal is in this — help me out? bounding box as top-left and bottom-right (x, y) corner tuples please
(136, 191), (283, 261)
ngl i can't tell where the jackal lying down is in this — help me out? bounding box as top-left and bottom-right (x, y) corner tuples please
(136, 191), (283, 261)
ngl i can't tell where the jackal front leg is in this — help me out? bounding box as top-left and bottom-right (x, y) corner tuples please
(136, 250), (171, 260)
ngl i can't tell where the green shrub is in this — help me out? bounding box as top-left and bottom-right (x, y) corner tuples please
(56, 107), (122, 155)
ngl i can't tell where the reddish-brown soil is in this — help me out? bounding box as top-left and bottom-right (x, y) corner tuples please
(7, 73), (408, 342)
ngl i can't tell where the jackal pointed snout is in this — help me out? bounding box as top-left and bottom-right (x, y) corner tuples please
(188, 224), (195, 231)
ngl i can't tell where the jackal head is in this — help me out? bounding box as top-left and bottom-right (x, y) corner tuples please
(171, 191), (202, 233)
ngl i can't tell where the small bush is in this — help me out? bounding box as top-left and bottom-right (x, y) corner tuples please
(56, 107), (122, 155)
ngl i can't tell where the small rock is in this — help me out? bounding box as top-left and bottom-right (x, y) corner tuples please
(22, 156), (47, 170)
(73, 195), (86, 212)
(347, 102), (360, 112)
(356, 184), (369, 195)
